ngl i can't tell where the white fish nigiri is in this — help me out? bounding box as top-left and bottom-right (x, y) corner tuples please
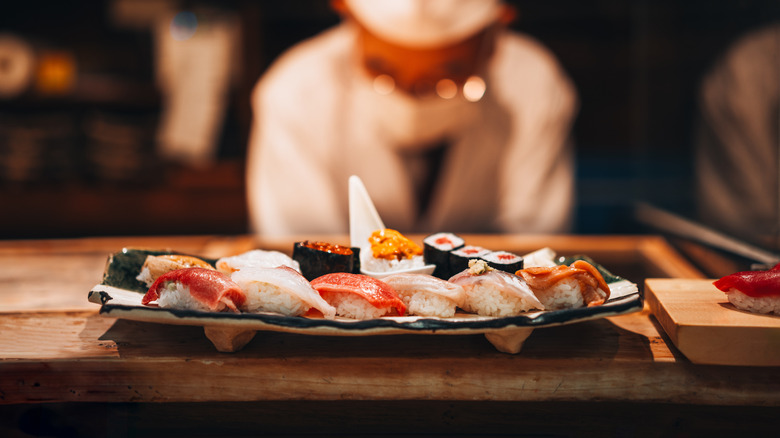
(217, 249), (301, 275)
(231, 266), (336, 319)
(450, 260), (544, 317)
(382, 273), (466, 317)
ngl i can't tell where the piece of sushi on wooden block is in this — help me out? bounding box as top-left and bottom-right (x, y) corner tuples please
(361, 229), (425, 274)
(516, 260), (611, 310)
(292, 241), (359, 281)
(481, 251), (524, 274)
(382, 273), (466, 317)
(713, 263), (780, 315)
(448, 245), (491, 278)
(310, 272), (406, 319)
(142, 267), (246, 313)
(216, 249), (301, 275)
(136, 254), (214, 287)
(231, 266), (336, 319)
(423, 232), (465, 279)
(449, 260), (544, 317)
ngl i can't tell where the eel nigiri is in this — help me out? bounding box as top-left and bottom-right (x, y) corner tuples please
(231, 266), (337, 319)
(713, 263), (780, 315)
(142, 267), (246, 313)
(310, 272), (406, 319)
(449, 260), (544, 317)
(382, 272), (466, 317)
(516, 260), (611, 310)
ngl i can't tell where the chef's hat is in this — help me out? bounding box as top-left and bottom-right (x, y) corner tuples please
(345, 0), (502, 49)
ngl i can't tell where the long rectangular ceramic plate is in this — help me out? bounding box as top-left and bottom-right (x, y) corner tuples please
(646, 278), (780, 366)
(88, 248), (642, 354)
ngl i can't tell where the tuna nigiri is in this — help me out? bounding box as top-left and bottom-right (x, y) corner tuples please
(382, 273), (466, 317)
(713, 263), (780, 315)
(517, 260), (611, 310)
(449, 260), (544, 317)
(142, 267), (246, 313)
(311, 272), (406, 319)
(231, 266), (337, 319)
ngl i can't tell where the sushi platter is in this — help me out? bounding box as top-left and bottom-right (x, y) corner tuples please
(87, 176), (642, 353)
(646, 278), (780, 366)
(88, 245), (642, 353)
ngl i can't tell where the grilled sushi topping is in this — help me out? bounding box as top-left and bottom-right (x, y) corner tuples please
(369, 229), (423, 261)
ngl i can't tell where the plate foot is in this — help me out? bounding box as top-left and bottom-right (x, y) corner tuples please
(204, 326), (256, 352)
(485, 328), (534, 354)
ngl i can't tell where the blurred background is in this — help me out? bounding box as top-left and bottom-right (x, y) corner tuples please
(0, 0), (778, 249)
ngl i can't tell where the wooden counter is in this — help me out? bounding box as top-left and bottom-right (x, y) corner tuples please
(1, 235), (778, 437)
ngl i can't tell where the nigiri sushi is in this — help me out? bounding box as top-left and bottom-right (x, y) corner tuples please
(516, 260), (611, 310)
(382, 273), (466, 317)
(311, 272), (406, 319)
(216, 249), (301, 275)
(142, 267), (246, 313)
(136, 254), (214, 287)
(713, 263), (780, 315)
(231, 266), (336, 319)
(449, 260), (544, 317)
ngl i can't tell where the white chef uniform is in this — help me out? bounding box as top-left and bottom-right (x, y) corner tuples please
(246, 4), (578, 237)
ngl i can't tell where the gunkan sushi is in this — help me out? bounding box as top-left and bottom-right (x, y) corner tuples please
(449, 260), (544, 317)
(382, 272), (466, 317)
(292, 240), (359, 281)
(142, 267), (246, 313)
(360, 229), (425, 274)
(311, 272), (406, 319)
(713, 263), (780, 315)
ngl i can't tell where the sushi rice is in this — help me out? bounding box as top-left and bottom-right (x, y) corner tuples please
(154, 282), (218, 312)
(725, 289), (780, 315)
(321, 291), (389, 319)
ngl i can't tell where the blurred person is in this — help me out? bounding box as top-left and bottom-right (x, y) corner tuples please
(246, 0), (578, 237)
(695, 23), (780, 247)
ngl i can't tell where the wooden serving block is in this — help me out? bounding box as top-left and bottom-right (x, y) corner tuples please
(645, 278), (780, 366)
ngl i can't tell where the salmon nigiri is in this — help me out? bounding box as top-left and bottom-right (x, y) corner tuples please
(142, 267), (246, 313)
(310, 272), (406, 319)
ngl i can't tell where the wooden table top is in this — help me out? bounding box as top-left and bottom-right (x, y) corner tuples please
(2, 234), (779, 408)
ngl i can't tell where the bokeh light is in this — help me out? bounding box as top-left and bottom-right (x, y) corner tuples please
(170, 11), (198, 41)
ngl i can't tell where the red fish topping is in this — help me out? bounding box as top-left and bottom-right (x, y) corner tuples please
(713, 263), (780, 297)
(142, 267), (246, 312)
(310, 272), (406, 316)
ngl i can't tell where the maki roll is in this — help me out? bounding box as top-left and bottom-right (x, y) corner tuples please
(423, 232), (465, 279)
(448, 245), (491, 277)
(311, 272), (406, 319)
(481, 251), (524, 274)
(713, 263), (780, 315)
(292, 241), (359, 281)
(142, 267), (246, 313)
(449, 260), (544, 317)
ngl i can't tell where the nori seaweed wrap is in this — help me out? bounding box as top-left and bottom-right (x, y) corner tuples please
(481, 251), (524, 274)
(423, 232), (465, 279)
(293, 241), (358, 281)
(448, 245), (491, 278)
